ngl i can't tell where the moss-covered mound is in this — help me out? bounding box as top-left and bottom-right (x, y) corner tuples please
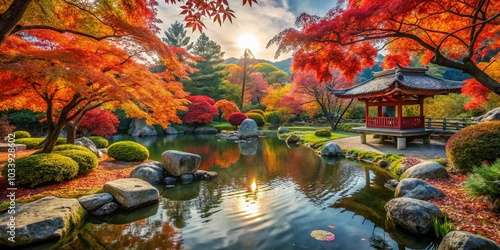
(12, 130), (31, 139)
(246, 113), (266, 127)
(107, 141), (149, 162)
(446, 121), (500, 173)
(53, 149), (98, 175)
(15, 138), (67, 149)
(1, 154), (79, 188)
(314, 129), (332, 137)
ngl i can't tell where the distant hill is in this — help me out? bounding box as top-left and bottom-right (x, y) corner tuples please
(224, 57), (292, 74)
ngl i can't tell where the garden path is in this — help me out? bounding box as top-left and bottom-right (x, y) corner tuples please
(331, 135), (447, 160)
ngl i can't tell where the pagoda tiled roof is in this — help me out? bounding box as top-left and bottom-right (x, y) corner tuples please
(329, 64), (464, 98)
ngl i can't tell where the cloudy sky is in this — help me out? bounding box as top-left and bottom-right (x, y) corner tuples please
(157, 0), (338, 61)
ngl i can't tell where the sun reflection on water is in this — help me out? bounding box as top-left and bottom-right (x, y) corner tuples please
(239, 179), (260, 217)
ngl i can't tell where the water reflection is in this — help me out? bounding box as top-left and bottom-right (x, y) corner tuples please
(59, 134), (434, 250)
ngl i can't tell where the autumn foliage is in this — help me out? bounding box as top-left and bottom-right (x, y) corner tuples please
(269, 0), (500, 94)
(77, 109), (120, 137)
(227, 112), (247, 128)
(214, 99), (240, 120)
(183, 95), (219, 125)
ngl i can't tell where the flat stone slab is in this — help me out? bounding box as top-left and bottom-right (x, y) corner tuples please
(0, 143), (26, 152)
(0, 196), (86, 247)
(103, 178), (159, 209)
(78, 193), (114, 211)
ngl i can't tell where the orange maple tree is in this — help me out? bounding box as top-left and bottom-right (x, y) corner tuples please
(214, 99), (240, 120)
(269, 0), (500, 95)
(0, 31), (190, 152)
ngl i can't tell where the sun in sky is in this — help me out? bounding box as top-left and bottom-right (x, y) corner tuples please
(237, 33), (261, 54)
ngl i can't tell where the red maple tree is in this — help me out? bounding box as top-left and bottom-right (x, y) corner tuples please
(183, 95), (219, 125)
(77, 109), (120, 137)
(269, 0), (500, 94)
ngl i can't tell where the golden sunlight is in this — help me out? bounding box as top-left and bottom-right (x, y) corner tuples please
(237, 33), (260, 53)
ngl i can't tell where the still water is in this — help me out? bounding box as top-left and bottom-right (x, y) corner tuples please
(56, 134), (433, 250)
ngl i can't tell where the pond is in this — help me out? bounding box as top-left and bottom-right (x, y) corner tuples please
(53, 134), (434, 250)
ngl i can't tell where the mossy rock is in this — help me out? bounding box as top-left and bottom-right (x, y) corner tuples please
(53, 149), (98, 175)
(1, 154), (79, 188)
(314, 129), (331, 137)
(107, 141), (149, 162)
(446, 121), (500, 173)
(87, 136), (109, 148)
(12, 130), (31, 139)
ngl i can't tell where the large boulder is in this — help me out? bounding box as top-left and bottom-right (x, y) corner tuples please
(162, 150), (201, 177)
(401, 161), (449, 180)
(320, 142), (344, 157)
(103, 178), (159, 209)
(130, 161), (165, 184)
(438, 231), (500, 250)
(165, 126), (180, 135)
(384, 197), (443, 235)
(128, 118), (157, 137)
(473, 107), (500, 122)
(395, 178), (445, 200)
(0, 196), (86, 248)
(75, 137), (102, 157)
(194, 126), (218, 134)
(238, 119), (258, 138)
(277, 126), (289, 133)
(78, 193), (114, 211)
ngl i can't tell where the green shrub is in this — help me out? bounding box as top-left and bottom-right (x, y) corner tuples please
(33, 144), (94, 155)
(12, 130), (31, 139)
(1, 154), (79, 188)
(464, 161), (500, 205)
(87, 136), (109, 148)
(264, 111), (283, 128)
(107, 141), (149, 162)
(337, 123), (365, 132)
(446, 121), (500, 173)
(15, 138), (67, 149)
(314, 129), (331, 137)
(246, 113), (266, 127)
(53, 150), (98, 175)
(247, 109), (265, 117)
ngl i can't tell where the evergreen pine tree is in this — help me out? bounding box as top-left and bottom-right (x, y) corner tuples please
(162, 21), (193, 51)
(185, 33), (229, 101)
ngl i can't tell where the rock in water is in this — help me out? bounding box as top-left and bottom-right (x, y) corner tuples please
(384, 197), (443, 235)
(128, 118), (157, 137)
(130, 161), (165, 184)
(103, 178), (159, 209)
(238, 119), (258, 138)
(78, 193), (114, 211)
(320, 142), (343, 157)
(162, 150), (201, 177)
(0, 196), (86, 247)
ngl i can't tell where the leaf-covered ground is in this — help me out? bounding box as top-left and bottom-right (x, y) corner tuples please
(426, 174), (500, 244)
(0, 150), (140, 206)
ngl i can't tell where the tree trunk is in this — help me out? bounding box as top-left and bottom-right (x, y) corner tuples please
(41, 123), (65, 153)
(66, 123), (76, 144)
(0, 0), (33, 46)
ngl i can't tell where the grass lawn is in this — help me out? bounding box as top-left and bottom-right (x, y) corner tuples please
(281, 125), (358, 147)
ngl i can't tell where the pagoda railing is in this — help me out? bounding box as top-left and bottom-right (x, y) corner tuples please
(367, 117), (398, 129)
(367, 116), (424, 129)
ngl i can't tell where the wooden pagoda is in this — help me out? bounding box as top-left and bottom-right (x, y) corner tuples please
(329, 64), (464, 149)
